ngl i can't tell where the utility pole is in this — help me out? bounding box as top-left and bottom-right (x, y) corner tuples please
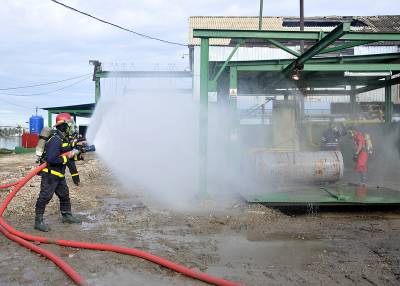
(300, 0), (305, 52)
(258, 0), (264, 30)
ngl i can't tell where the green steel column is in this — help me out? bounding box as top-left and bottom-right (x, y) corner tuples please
(228, 66), (239, 175)
(199, 38), (209, 197)
(385, 77), (392, 123)
(229, 66), (238, 126)
(48, 112), (52, 127)
(229, 66), (238, 98)
(95, 78), (101, 103)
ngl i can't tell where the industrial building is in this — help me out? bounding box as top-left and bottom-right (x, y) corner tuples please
(189, 15), (400, 205)
(189, 15), (400, 107)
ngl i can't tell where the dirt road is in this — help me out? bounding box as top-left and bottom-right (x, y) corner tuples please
(0, 153), (399, 285)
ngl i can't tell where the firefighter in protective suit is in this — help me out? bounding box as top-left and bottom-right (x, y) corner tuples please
(347, 126), (369, 185)
(321, 123), (341, 151)
(34, 113), (82, 232)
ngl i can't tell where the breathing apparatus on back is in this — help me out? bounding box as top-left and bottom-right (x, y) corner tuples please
(35, 113), (95, 163)
(345, 125), (373, 155)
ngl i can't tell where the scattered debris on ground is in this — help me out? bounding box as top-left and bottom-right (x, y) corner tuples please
(1, 153), (399, 285)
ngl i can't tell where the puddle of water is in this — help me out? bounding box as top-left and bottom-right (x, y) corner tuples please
(205, 233), (329, 281)
(87, 268), (189, 286)
(217, 234), (325, 266)
(76, 211), (102, 231)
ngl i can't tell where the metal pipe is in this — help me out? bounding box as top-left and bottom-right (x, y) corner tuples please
(300, 0), (304, 52)
(249, 150), (344, 183)
(258, 0), (264, 30)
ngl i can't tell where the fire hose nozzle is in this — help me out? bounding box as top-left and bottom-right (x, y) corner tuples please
(79, 144), (96, 153)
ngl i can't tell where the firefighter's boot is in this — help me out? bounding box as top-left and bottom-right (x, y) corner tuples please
(61, 212), (81, 224)
(34, 214), (50, 232)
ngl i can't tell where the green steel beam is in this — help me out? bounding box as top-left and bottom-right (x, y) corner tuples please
(282, 22), (351, 75)
(193, 29), (400, 42)
(237, 63), (400, 72)
(385, 76), (393, 123)
(212, 39), (243, 82)
(320, 40), (374, 54)
(237, 89), (350, 95)
(354, 75), (400, 94)
(95, 71), (193, 78)
(199, 38), (209, 198)
(303, 63), (400, 71)
(266, 39), (300, 57)
(342, 32), (400, 41)
(225, 53), (400, 66)
(193, 29), (323, 40)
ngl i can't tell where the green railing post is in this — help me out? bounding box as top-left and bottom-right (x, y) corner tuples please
(48, 112), (52, 127)
(95, 77), (101, 103)
(385, 76), (392, 123)
(199, 38), (209, 198)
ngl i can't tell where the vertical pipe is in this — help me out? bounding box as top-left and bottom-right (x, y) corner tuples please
(258, 0), (264, 30)
(48, 112), (52, 128)
(199, 38), (209, 197)
(385, 77), (392, 123)
(95, 78), (101, 103)
(261, 103), (265, 125)
(350, 85), (356, 119)
(300, 0), (305, 53)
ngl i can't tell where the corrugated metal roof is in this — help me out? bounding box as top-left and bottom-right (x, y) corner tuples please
(189, 15), (400, 46)
(189, 16), (284, 46)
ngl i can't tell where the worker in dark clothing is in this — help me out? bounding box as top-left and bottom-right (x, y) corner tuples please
(34, 113), (82, 232)
(347, 126), (369, 185)
(321, 122), (342, 151)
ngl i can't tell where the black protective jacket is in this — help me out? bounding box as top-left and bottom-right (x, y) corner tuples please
(42, 131), (79, 178)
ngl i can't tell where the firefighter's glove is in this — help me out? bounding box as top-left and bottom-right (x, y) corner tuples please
(72, 175), (80, 186)
(67, 149), (80, 159)
(353, 153), (359, 162)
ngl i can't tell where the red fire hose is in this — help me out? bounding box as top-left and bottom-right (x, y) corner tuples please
(0, 225), (85, 285)
(0, 181), (18, 189)
(0, 163), (243, 286)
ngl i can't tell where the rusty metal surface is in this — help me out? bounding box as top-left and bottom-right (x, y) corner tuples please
(250, 150), (344, 183)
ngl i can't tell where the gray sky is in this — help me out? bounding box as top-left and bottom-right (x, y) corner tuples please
(0, 0), (399, 126)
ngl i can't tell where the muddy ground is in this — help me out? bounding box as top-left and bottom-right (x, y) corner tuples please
(0, 153), (399, 286)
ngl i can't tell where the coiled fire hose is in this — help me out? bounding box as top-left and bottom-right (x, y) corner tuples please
(0, 162), (243, 286)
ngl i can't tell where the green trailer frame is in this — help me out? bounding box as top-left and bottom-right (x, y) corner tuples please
(193, 23), (400, 204)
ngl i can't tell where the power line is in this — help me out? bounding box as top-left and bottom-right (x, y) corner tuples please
(0, 76), (91, 97)
(49, 0), (187, 47)
(0, 73), (92, 91)
(0, 98), (34, 110)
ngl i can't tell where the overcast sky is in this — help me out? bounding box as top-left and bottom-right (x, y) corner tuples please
(0, 0), (399, 126)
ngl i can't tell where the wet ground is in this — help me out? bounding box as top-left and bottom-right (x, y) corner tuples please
(0, 153), (399, 285)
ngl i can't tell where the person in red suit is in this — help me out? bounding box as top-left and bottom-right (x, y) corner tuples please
(347, 126), (368, 185)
